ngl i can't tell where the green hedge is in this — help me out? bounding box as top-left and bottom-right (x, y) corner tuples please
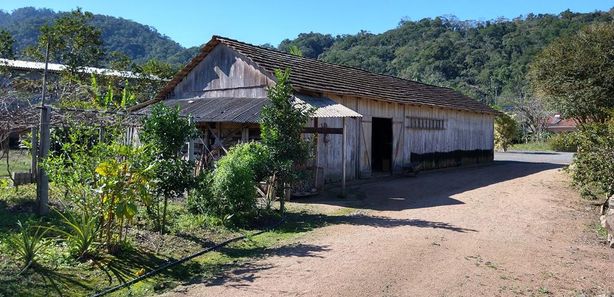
(569, 122), (614, 200)
(548, 132), (578, 152)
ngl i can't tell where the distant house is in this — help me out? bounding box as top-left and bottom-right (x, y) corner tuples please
(138, 36), (497, 186)
(0, 58), (160, 148)
(546, 114), (578, 133)
(0, 58), (146, 79)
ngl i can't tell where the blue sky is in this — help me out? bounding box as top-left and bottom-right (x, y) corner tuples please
(1, 0), (613, 48)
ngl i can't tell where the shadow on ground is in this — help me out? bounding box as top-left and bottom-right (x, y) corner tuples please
(297, 159), (566, 212)
(201, 243), (331, 288)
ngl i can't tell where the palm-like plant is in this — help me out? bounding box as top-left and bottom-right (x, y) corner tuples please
(53, 210), (100, 260)
(5, 221), (49, 271)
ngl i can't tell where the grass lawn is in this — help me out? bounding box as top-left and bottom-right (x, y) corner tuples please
(0, 150), (32, 178)
(0, 184), (351, 297)
(509, 142), (553, 152)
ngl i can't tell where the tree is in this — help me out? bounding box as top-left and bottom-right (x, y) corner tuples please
(278, 33), (336, 59)
(529, 23), (614, 124)
(494, 112), (518, 151)
(0, 30), (15, 59)
(288, 45), (303, 57)
(138, 59), (178, 80)
(500, 82), (550, 143)
(29, 8), (103, 74)
(141, 104), (196, 233)
(260, 69), (312, 214)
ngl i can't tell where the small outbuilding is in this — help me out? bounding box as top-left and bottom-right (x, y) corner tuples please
(138, 36), (496, 187)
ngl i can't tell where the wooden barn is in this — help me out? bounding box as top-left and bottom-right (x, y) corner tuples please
(139, 36), (496, 187)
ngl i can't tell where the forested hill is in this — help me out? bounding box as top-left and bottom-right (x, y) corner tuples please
(0, 7), (199, 65)
(2, 7), (614, 104)
(279, 9), (614, 104)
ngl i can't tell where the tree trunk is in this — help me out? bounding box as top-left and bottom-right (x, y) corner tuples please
(161, 196), (168, 234)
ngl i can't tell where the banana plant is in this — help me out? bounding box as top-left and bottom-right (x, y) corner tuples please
(94, 144), (151, 251)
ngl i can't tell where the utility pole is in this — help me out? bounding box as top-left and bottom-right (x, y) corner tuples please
(36, 40), (50, 216)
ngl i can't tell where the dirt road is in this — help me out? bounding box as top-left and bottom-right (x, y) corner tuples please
(164, 152), (613, 297)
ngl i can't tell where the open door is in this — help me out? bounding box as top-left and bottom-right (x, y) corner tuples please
(371, 117), (393, 173)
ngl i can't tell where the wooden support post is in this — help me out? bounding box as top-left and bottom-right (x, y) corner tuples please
(37, 106), (50, 215)
(99, 126), (105, 143)
(341, 117), (347, 197)
(241, 126), (249, 143)
(31, 127), (38, 180)
(313, 118), (319, 189)
(187, 116), (195, 162)
(203, 123), (210, 152)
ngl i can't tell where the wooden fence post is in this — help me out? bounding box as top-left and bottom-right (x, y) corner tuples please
(36, 106), (50, 215)
(31, 127), (38, 180)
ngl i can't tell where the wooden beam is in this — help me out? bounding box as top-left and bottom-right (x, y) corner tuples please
(341, 117), (347, 197)
(187, 116), (195, 162)
(313, 118), (319, 189)
(302, 127), (343, 135)
(241, 126), (249, 142)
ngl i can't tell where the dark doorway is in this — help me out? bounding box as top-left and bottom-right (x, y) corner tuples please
(371, 117), (393, 173)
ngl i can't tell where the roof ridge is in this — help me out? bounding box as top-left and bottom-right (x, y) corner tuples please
(152, 35), (495, 114)
(212, 35), (465, 94)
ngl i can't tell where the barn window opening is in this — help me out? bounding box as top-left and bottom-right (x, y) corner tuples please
(371, 117), (393, 173)
(407, 117), (446, 130)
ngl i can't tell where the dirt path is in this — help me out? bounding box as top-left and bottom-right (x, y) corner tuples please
(163, 152), (613, 297)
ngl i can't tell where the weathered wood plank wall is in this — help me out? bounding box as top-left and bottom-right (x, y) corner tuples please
(170, 45), (272, 100)
(323, 93), (494, 179)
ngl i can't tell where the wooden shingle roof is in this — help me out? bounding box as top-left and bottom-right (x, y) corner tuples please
(153, 36), (496, 114)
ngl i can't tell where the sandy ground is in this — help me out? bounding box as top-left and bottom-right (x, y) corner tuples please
(163, 152), (613, 297)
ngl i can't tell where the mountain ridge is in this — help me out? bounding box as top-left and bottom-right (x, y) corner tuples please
(2, 6), (613, 103)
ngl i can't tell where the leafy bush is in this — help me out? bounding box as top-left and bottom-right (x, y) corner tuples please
(187, 172), (214, 215)
(494, 113), (518, 151)
(43, 125), (111, 206)
(570, 121), (614, 200)
(192, 142), (270, 224)
(4, 221), (49, 269)
(43, 125), (152, 254)
(141, 103), (196, 233)
(548, 132), (578, 152)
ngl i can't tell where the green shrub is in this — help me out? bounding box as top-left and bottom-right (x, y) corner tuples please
(192, 142), (270, 224)
(494, 113), (518, 151)
(548, 132), (578, 152)
(187, 172), (214, 214)
(570, 121), (614, 200)
(4, 221), (49, 269)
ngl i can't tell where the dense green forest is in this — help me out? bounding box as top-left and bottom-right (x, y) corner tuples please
(2, 6), (614, 104)
(279, 9), (614, 104)
(0, 7), (199, 65)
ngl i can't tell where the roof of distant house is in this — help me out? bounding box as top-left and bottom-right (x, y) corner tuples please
(546, 114), (578, 131)
(0, 58), (157, 79)
(154, 36), (496, 115)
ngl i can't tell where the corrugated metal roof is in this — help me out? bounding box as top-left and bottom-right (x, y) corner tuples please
(157, 97), (268, 123)
(147, 95), (362, 123)
(294, 94), (362, 118)
(0, 58), (159, 79)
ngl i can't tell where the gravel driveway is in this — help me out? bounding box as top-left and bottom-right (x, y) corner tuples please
(164, 151), (613, 296)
